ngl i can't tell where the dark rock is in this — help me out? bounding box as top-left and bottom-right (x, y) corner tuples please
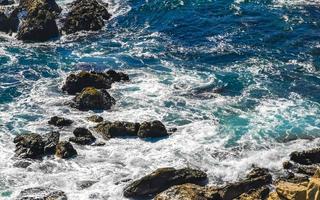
(235, 186), (270, 200)
(290, 148), (320, 165)
(87, 115), (103, 123)
(73, 127), (94, 138)
(13, 133), (44, 159)
(0, 12), (9, 33)
(0, 0), (14, 5)
(282, 161), (318, 176)
(76, 180), (97, 190)
(62, 71), (129, 95)
(16, 0), (61, 42)
(155, 183), (221, 200)
(137, 120), (168, 138)
(69, 127), (96, 145)
(62, 0), (111, 34)
(246, 166), (270, 179)
(55, 141), (77, 159)
(123, 167), (208, 198)
(72, 87), (115, 111)
(168, 127), (178, 133)
(43, 131), (60, 155)
(17, 187), (67, 200)
(13, 160), (32, 168)
(95, 121), (140, 140)
(91, 141), (105, 146)
(48, 116), (73, 127)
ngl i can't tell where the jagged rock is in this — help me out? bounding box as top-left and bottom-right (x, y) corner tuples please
(95, 121), (140, 140)
(55, 141), (77, 159)
(43, 131), (60, 155)
(306, 169), (320, 200)
(76, 180), (97, 190)
(154, 183), (221, 200)
(69, 127), (96, 145)
(17, 187), (67, 200)
(87, 115), (103, 123)
(219, 167), (272, 200)
(283, 161), (318, 176)
(137, 120), (168, 138)
(62, 71), (129, 95)
(48, 116), (73, 127)
(275, 181), (307, 200)
(71, 87), (115, 111)
(62, 0), (111, 34)
(123, 167), (208, 198)
(236, 187), (270, 200)
(13, 133), (44, 159)
(16, 0), (61, 41)
(290, 148), (320, 165)
(267, 191), (283, 200)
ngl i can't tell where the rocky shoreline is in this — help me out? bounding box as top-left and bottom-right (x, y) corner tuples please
(2, 0), (320, 200)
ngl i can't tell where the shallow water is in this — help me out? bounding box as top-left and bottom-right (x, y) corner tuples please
(0, 0), (320, 199)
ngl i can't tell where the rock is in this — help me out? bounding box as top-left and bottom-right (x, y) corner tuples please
(48, 116), (73, 127)
(76, 180), (97, 190)
(219, 167), (272, 200)
(72, 87), (115, 111)
(275, 181), (307, 200)
(123, 167), (208, 198)
(13, 160), (32, 168)
(55, 141), (77, 159)
(283, 161), (318, 176)
(168, 127), (178, 133)
(236, 187), (270, 200)
(106, 69), (129, 82)
(16, 0), (61, 42)
(154, 183), (221, 200)
(137, 120), (168, 138)
(43, 131), (60, 155)
(306, 169), (320, 200)
(17, 187), (67, 200)
(290, 148), (320, 165)
(13, 133), (44, 159)
(0, 0), (14, 5)
(62, 71), (129, 95)
(87, 115), (103, 123)
(95, 121), (140, 140)
(0, 12), (9, 33)
(267, 192), (283, 200)
(69, 127), (96, 145)
(62, 0), (111, 34)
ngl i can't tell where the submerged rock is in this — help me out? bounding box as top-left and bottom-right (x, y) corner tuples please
(72, 87), (115, 111)
(62, 0), (111, 34)
(123, 167), (207, 198)
(290, 148), (320, 165)
(95, 121), (140, 139)
(87, 115), (103, 123)
(137, 120), (168, 138)
(154, 183), (221, 200)
(69, 127), (96, 145)
(48, 116), (73, 127)
(13, 133), (44, 159)
(43, 131), (60, 155)
(62, 71), (129, 95)
(13, 160), (32, 168)
(76, 180), (98, 190)
(17, 187), (67, 200)
(55, 141), (77, 159)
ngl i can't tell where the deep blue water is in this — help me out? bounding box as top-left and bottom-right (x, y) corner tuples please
(0, 0), (320, 199)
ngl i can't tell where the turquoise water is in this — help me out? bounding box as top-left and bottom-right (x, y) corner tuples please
(0, 0), (320, 199)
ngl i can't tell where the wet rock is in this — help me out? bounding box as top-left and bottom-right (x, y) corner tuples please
(48, 116), (73, 127)
(282, 161), (318, 176)
(90, 141), (106, 146)
(13, 133), (44, 159)
(219, 167), (272, 200)
(69, 127), (96, 145)
(16, 0), (61, 42)
(290, 148), (320, 165)
(0, 12), (9, 33)
(62, 71), (129, 95)
(95, 121), (140, 139)
(236, 187), (270, 200)
(275, 181), (307, 200)
(168, 127), (178, 133)
(13, 160), (32, 168)
(0, 0), (14, 5)
(106, 69), (129, 82)
(87, 115), (103, 123)
(77, 180), (97, 190)
(123, 167), (208, 198)
(154, 183), (221, 200)
(62, 0), (111, 34)
(137, 120), (168, 138)
(72, 87), (115, 111)
(43, 131), (60, 155)
(17, 187), (67, 200)
(55, 141), (77, 159)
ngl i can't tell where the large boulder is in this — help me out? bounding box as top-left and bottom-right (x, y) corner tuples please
(16, 0), (61, 41)
(290, 148), (320, 165)
(13, 133), (44, 159)
(137, 120), (168, 138)
(62, 71), (129, 95)
(62, 0), (111, 34)
(17, 187), (67, 200)
(154, 184), (221, 200)
(123, 167), (208, 198)
(69, 127), (96, 145)
(55, 141), (77, 159)
(48, 116), (73, 127)
(71, 87), (115, 111)
(43, 131), (60, 155)
(95, 121), (140, 140)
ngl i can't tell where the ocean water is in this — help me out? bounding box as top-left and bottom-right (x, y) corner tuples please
(0, 0), (320, 199)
